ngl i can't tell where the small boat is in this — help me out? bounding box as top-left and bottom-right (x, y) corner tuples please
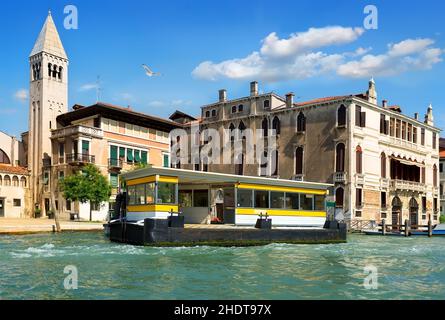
(410, 223), (445, 236)
(363, 230), (405, 236)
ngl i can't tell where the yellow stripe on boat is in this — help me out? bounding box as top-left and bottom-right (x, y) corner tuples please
(127, 175), (179, 186)
(127, 204), (179, 212)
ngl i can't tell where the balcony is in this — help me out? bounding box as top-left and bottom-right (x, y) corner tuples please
(51, 125), (103, 139)
(66, 153), (95, 165)
(291, 174), (304, 181)
(334, 172), (347, 183)
(108, 158), (124, 170)
(390, 179), (427, 193)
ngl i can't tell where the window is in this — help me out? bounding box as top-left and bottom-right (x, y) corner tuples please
(238, 105), (244, 112)
(59, 143), (65, 157)
(355, 211), (362, 217)
(229, 123), (235, 142)
(263, 100), (270, 109)
(337, 105), (346, 127)
(285, 193), (300, 209)
(434, 198), (438, 213)
(4, 175), (11, 186)
(13, 199), (21, 207)
(110, 173), (118, 188)
(94, 117), (101, 128)
(238, 121), (246, 138)
(413, 127), (418, 144)
(0, 148), (10, 164)
(421, 128), (425, 145)
(300, 194), (314, 211)
(440, 163), (444, 173)
(231, 106), (237, 113)
(20, 177), (27, 187)
(407, 123), (412, 142)
(272, 150), (278, 176)
(157, 182), (176, 204)
(356, 146), (363, 174)
(390, 118), (395, 136)
(433, 164), (438, 187)
(381, 153), (386, 178)
(135, 184), (146, 205)
(145, 183), (155, 204)
(395, 120), (401, 138)
(193, 190), (208, 207)
(237, 189), (253, 207)
(297, 112), (306, 132)
(295, 147), (304, 175)
(272, 117), (280, 135)
(314, 195), (325, 211)
(127, 148), (134, 163)
(355, 105), (366, 127)
(125, 123), (133, 135)
(381, 192), (387, 208)
(254, 190), (269, 208)
(141, 151), (148, 164)
(261, 118), (268, 137)
(205, 110), (210, 118)
(433, 132), (437, 149)
(335, 188), (344, 208)
(163, 154), (170, 168)
(82, 140), (90, 155)
(356, 188), (363, 207)
(336, 143), (345, 172)
(211, 109), (216, 117)
(401, 121), (407, 140)
(12, 176), (19, 187)
(422, 197), (427, 212)
(134, 150), (141, 163)
(66, 200), (71, 211)
(179, 190), (192, 207)
(270, 192), (285, 208)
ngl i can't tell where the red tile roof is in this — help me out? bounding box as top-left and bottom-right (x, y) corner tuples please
(0, 164), (28, 175)
(295, 95), (349, 107)
(439, 149), (445, 158)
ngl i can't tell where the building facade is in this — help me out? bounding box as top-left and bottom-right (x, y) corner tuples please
(177, 80), (441, 226)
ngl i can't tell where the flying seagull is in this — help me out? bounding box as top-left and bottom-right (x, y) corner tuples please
(142, 64), (161, 77)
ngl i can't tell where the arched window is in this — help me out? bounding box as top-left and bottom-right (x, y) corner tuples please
(238, 121), (246, 140)
(20, 177), (27, 188)
(4, 175), (11, 186)
(272, 116), (280, 135)
(335, 187), (344, 208)
(52, 64), (58, 78)
(12, 176), (19, 187)
(381, 152), (386, 178)
(297, 112), (306, 132)
(48, 63), (52, 77)
(338, 104), (346, 127)
(356, 146), (363, 174)
(336, 143), (345, 172)
(205, 110), (210, 118)
(434, 164), (438, 187)
(229, 123), (235, 142)
(211, 109), (216, 117)
(264, 100), (270, 109)
(0, 175), (2, 186)
(0, 148), (11, 164)
(295, 147), (304, 175)
(392, 196), (402, 208)
(261, 118), (268, 137)
(238, 104), (244, 112)
(232, 106), (237, 113)
(58, 66), (63, 80)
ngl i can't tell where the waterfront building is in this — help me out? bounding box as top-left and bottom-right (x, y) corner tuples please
(439, 138), (445, 218)
(0, 131), (29, 218)
(176, 80), (441, 226)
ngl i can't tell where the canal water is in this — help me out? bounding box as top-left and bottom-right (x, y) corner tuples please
(0, 232), (444, 300)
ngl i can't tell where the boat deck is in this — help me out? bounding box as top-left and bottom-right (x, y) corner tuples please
(184, 224), (323, 230)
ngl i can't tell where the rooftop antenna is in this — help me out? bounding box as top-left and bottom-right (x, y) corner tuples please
(96, 75), (102, 103)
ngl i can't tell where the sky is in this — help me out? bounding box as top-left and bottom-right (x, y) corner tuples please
(1, 0), (445, 137)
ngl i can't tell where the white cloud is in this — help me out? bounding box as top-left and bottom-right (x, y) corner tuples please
(14, 89), (28, 102)
(337, 38), (443, 78)
(148, 99), (193, 108)
(192, 26), (443, 82)
(79, 83), (98, 91)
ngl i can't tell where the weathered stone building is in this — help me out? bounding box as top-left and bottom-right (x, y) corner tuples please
(176, 80), (441, 226)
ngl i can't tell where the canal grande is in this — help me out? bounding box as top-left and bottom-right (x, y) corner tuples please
(0, 232), (444, 300)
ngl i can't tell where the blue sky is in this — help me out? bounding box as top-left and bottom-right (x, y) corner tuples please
(1, 0), (445, 137)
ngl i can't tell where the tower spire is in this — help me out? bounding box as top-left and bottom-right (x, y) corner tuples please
(30, 12), (67, 59)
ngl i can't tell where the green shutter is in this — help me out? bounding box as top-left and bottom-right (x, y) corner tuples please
(119, 147), (126, 159)
(163, 154), (169, 168)
(110, 145), (118, 159)
(127, 148), (134, 162)
(134, 150), (141, 163)
(82, 140), (89, 154)
(141, 151), (148, 164)
(110, 173), (118, 187)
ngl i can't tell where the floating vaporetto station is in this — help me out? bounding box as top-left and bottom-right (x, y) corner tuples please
(106, 166), (347, 246)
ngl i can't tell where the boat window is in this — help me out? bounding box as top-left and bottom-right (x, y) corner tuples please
(193, 190), (209, 207)
(145, 183), (155, 204)
(179, 190), (193, 207)
(237, 189), (253, 207)
(157, 182), (177, 204)
(300, 194), (314, 211)
(270, 192), (285, 208)
(285, 193), (300, 209)
(254, 190), (269, 208)
(127, 185), (136, 205)
(135, 184), (146, 205)
(314, 195), (325, 211)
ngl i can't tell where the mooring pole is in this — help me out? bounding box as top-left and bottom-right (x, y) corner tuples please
(428, 214), (432, 237)
(382, 219), (386, 236)
(404, 219), (409, 237)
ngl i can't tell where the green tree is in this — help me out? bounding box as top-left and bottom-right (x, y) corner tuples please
(61, 164), (112, 221)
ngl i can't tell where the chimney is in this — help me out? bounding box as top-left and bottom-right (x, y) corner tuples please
(250, 81), (258, 96)
(219, 89), (227, 102)
(414, 113), (419, 120)
(382, 100), (387, 108)
(286, 93), (294, 108)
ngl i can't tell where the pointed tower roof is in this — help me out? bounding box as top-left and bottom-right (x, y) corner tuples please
(30, 11), (67, 59)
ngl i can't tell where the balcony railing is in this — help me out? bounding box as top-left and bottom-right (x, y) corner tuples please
(355, 174), (365, 185)
(108, 158), (124, 170)
(51, 125), (103, 139)
(66, 153), (95, 165)
(388, 137), (420, 150)
(390, 179), (427, 193)
(334, 172), (347, 183)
